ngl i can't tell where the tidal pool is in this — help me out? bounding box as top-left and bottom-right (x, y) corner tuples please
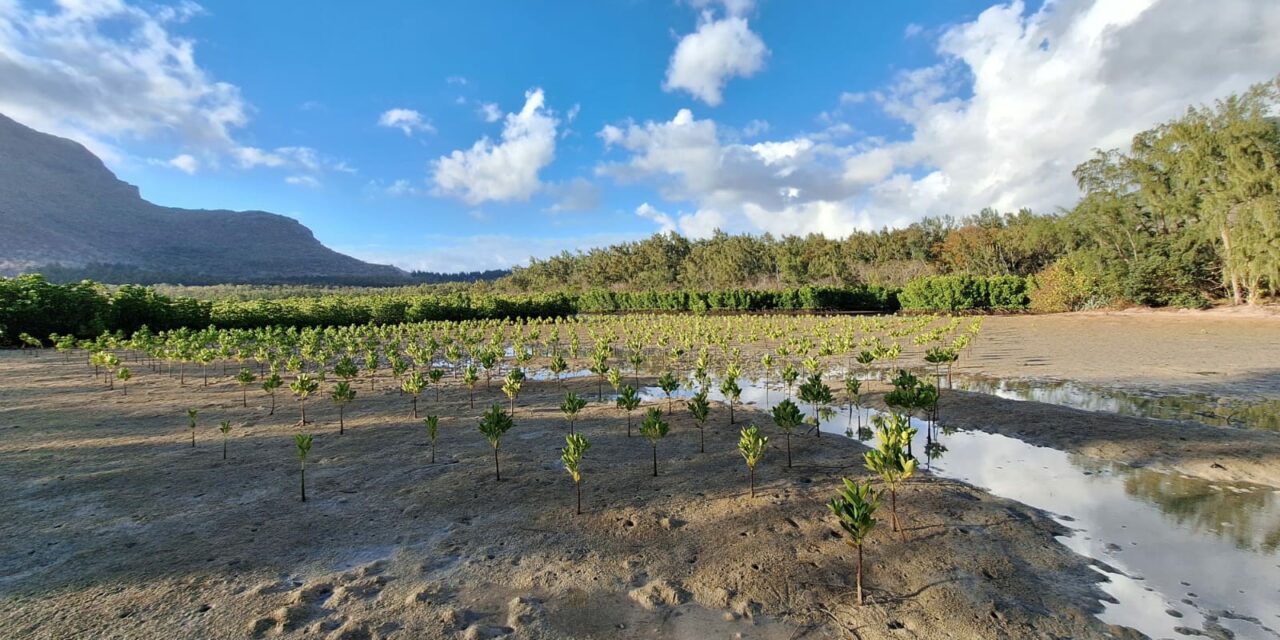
(637, 376), (1280, 640)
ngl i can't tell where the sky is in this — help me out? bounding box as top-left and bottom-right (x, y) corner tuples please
(2, 0), (1279, 273)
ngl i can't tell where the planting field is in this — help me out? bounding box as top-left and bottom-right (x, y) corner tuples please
(1, 312), (1278, 639)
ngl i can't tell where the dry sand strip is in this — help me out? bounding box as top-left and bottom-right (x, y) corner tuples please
(0, 355), (1139, 640)
(918, 390), (1280, 489)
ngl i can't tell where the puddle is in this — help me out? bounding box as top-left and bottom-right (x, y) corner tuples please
(634, 375), (1280, 640)
(953, 374), (1280, 432)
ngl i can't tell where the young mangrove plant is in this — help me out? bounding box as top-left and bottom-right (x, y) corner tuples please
(719, 376), (742, 425)
(116, 367), (132, 395)
(589, 346), (610, 402)
(639, 407), (669, 477)
(656, 371), (680, 413)
(462, 364), (480, 409)
(331, 381), (356, 435)
(549, 352), (568, 386)
(561, 433), (591, 515)
(502, 367), (525, 416)
(771, 398), (804, 467)
(187, 408), (198, 448)
(424, 415), (440, 463)
(219, 420), (232, 460)
(290, 373), (320, 425)
(607, 367), (624, 398)
(560, 391), (588, 434)
(478, 404), (515, 481)
(295, 433), (313, 502)
(844, 374), (862, 428)
(428, 368), (446, 402)
(262, 372), (283, 416)
(798, 373), (833, 437)
(738, 425), (769, 498)
(863, 413), (917, 536)
(617, 384), (641, 437)
(401, 370), (426, 418)
(760, 353), (774, 403)
(828, 478), (879, 605)
(686, 388), (711, 453)
(235, 367), (256, 407)
(781, 362), (799, 399)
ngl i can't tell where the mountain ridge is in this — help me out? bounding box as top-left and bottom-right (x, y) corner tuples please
(0, 112), (410, 285)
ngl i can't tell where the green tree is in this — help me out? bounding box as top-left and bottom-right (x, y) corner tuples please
(462, 363), (480, 409)
(115, 366), (132, 395)
(295, 433), (313, 502)
(502, 367), (525, 416)
(561, 433), (591, 515)
(616, 384), (641, 437)
(639, 407), (669, 477)
(424, 415), (440, 463)
(235, 367), (256, 407)
(738, 425), (769, 498)
(262, 372), (283, 416)
(827, 478), (879, 605)
(560, 391), (587, 435)
(770, 398), (804, 467)
(428, 368), (446, 402)
(686, 388), (711, 453)
(798, 373), (833, 437)
(478, 404), (515, 481)
(290, 373), (320, 425)
(186, 408), (198, 448)
(864, 413), (917, 536)
(331, 381), (356, 435)
(719, 376), (742, 425)
(657, 371), (680, 413)
(401, 370), (425, 418)
(219, 420), (232, 460)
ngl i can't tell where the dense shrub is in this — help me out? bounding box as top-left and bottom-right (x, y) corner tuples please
(1028, 255), (1107, 312)
(575, 286), (899, 313)
(0, 275), (214, 344)
(898, 275), (1029, 311)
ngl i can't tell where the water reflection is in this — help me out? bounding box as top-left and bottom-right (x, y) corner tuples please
(629, 374), (1280, 640)
(955, 375), (1280, 432)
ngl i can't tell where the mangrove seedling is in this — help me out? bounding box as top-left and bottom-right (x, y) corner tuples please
(617, 384), (641, 437)
(478, 404), (515, 481)
(290, 373), (320, 425)
(116, 367), (132, 395)
(798, 373), (833, 438)
(639, 407), (669, 477)
(462, 364), (480, 408)
(827, 478), (879, 605)
(657, 371), (680, 413)
(561, 433), (591, 515)
(738, 425), (769, 498)
(770, 398), (804, 467)
(549, 353), (568, 386)
(686, 388), (711, 453)
(262, 372), (283, 415)
(424, 415), (440, 463)
(607, 367), (623, 397)
(780, 362), (799, 399)
(845, 374), (862, 428)
(187, 408), (198, 448)
(864, 413), (917, 536)
(719, 376), (742, 425)
(295, 433), (313, 502)
(331, 381), (356, 435)
(235, 367), (256, 407)
(401, 370), (426, 418)
(560, 391), (588, 434)
(219, 420), (232, 460)
(502, 367), (525, 416)
(428, 368), (446, 402)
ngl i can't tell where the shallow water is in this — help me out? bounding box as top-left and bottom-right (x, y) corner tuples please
(635, 376), (1280, 640)
(952, 374), (1280, 432)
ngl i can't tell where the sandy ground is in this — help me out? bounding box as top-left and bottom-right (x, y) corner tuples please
(0, 352), (1133, 640)
(962, 309), (1280, 400)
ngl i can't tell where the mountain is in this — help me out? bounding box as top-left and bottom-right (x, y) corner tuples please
(0, 113), (409, 285)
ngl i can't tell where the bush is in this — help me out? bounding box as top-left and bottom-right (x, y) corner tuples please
(899, 275), (1028, 311)
(1028, 255), (1106, 312)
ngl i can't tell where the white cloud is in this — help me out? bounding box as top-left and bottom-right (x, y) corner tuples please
(604, 0), (1280, 240)
(285, 175), (320, 188)
(687, 0), (755, 16)
(431, 88), (559, 204)
(168, 153), (198, 174)
(446, 75), (468, 85)
(663, 12), (768, 106)
(378, 108), (434, 136)
(477, 102), (501, 123)
(635, 203), (677, 234)
(0, 0), (246, 162)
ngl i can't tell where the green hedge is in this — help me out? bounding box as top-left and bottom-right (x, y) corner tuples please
(576, 286), (899, 313)
(898, 275), (1029, 311)
(0, 275), (212, 344)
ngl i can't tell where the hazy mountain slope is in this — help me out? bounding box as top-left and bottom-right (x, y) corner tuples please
(0, 113), (407, 284)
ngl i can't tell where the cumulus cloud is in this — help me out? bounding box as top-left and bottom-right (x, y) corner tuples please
(431, 88), (559, 204)
(340, 232), (643, 273)
(168, 153), (198, 174)
(378, 108), (435, 136)
(0, 0), (245, 162)
(606, 0), (1280, 239)
(635, 203), (677, 234)
(663, 11), (768, 106)
(478, 102), (501, 123)
(546, 178), (602, 213)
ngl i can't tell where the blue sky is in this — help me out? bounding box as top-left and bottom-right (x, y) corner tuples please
(3, 0), (1278, 271)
